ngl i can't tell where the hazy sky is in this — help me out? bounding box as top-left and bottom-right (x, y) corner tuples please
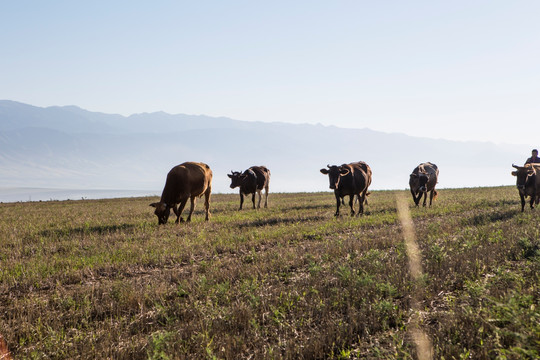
(2, 1), (539, 145)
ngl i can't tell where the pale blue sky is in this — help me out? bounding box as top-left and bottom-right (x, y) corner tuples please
(1, 1), (539, 144)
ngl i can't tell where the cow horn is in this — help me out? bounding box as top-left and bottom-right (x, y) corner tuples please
(512, 164), (520, 169)
(327, 164), (330, 168)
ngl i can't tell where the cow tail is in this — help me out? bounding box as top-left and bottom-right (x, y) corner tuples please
(433, 190), (439, 201)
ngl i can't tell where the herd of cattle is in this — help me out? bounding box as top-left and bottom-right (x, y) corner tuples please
(149, 160), (539, 224)
(150, 161), (439, 224)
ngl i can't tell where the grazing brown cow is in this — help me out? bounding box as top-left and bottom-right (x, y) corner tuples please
(511, 163), (540, 212)
(320, 161), (372, 216)
(228, 166), (271, 210)
(409, 162), (439, 207)
(150, 162), (212, 224)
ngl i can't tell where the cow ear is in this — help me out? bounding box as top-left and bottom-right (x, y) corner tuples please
(227, 174), (233, 178)
(511, 171), (517, 176)
(149, 202), (159, 208)
(410, 173), (418, 178)
(320, 168), (329, 174)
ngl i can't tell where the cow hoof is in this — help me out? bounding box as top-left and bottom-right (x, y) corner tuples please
(179, 217), (185, 223)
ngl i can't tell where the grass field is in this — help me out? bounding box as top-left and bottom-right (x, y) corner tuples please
(1, 187), (539, 359)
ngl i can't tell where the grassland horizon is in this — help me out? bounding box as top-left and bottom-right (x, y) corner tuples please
(1, 187), (538, 359)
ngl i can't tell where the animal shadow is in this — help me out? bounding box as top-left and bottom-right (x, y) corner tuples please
(239, 215), (326, 229)
(40, 223), (136, 237)
(465, 209), (519, 226)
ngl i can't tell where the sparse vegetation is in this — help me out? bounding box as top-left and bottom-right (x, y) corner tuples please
(1, 187), (539, 359)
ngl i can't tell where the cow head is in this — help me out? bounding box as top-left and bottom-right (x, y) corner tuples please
(511, 164), (535, 191)
(149, 202), (171, 225)
(410, 169), (430, 192)
(320, 164), (350, 190)
(228, 171), (246, 189)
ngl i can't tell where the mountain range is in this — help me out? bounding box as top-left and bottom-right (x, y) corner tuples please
(0, 100), (528, 193)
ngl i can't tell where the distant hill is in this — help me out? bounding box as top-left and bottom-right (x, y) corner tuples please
(0, 100), (528, 192)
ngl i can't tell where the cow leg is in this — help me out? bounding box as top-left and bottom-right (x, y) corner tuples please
(520, 194), (526, 212)
(530, 195), (535, 210)
(252, 193), (256, 209)
(239, 192), (244, 210)
(257, 189), (262, 209)
(186, 196), (197, 222)
(204, 188), (211, 221)
(422, 192), (428, 207)
(349, 195), (355, 216)
(264, 186), (269, 208)
(176, 200), (188, 223)
(411, 189), (420, 206)
(256, 190), (262, 209)
(362, 190), (369, 206)
(357, 194), (365, 215)
(429, 190), (434, 207)
(334, 193), (341, 217)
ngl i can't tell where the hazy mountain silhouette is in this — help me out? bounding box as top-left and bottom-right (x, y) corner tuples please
(0, 100), (527, 193)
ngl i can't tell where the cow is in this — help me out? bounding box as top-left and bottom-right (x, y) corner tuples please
(150, 162), (212, 224)
(409, 162), (439, 207)
(228, 166), (271, 210)
(320, 161), (372, 216)
(511, 163), (540, 212)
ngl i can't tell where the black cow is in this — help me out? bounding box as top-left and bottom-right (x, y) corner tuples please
(320, 161), (372, 216)
(409, 162), (439, 207)
(511, 163), (540, 212)
(150, 162), (212, 224)
(228, 166), (271, 210)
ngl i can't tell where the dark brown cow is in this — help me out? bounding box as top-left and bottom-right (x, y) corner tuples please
(228, 166), (271, 210)
(409, 162), (439, 207)
(150, 162), (212, 224)
(320, 161), (372, 216)
(511, 163), (540, 212)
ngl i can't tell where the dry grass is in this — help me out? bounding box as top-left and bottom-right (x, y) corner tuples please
(0, 188), (539, 359)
